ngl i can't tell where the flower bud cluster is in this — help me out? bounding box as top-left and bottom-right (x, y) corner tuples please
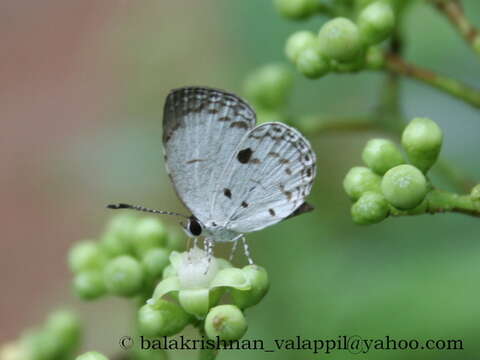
(283, 1), (396, 79)
(69, 214), (183, 301)
(344, 117), (444, 224)
(243, 64), (293, 125)
(0, 310), (81, 360)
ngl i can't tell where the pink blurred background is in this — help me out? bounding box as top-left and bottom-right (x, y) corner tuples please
(0, 0), (236, 342)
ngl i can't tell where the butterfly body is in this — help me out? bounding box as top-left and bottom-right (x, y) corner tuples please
(109, 86), (316, 248)
(163, 86), (317, 243)
(200, 221), (240, 243)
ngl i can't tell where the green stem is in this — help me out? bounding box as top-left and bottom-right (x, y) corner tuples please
(390, 189), (480, 217)
(385, 53), (480, 108)
(198, 325), (218, 360)
(429, 0), (480, 57)
(199, 347), (218, 360)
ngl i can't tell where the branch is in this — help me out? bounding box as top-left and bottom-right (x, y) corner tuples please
(390, 189), (480, 218)
(197, 324), (218, 360)
(385, 53), (480, 108)
(429, 0), (480, 56)
(299, 114), (476, 194)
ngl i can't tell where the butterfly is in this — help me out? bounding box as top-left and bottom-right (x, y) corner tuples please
(108, 86), (316, 259)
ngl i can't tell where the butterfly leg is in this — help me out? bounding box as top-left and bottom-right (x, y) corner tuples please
(187, 238), (198, 261)
(229, 239), (239, 262)
(204, 238), (215, 274)
(241, 237), (254, 265)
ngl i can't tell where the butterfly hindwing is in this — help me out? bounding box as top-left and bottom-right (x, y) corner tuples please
(210, 122), (316, 233)
(163, 87), (256, 223)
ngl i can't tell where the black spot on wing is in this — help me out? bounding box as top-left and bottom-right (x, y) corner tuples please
(237, 148), (253, 164)
(224, 188), (232, 199)
(269, 208), (276, 216)
(241, 201), (248, 208)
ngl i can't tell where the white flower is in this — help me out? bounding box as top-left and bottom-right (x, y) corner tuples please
(149, 247), (250, 317)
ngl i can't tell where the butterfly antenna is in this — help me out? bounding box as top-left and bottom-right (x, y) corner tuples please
(107, 203), (189, 218)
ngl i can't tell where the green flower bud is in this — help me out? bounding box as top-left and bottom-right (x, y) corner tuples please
(73, 271), (106, 300)
(285, 31), (317, 63)
(318, 18), (363, 62)
(142, 248), (170, 279)
(357, 0), (409, 13)
(166, 228), (185, 252)
(362, 138), (404, 175)
(358, 2), (395, 45)
(351, 191), (389, 224)
(46, 310), (81, 345)
(132, 218), (167, 256)
(21, 330), (53, 360)
(103, 256), (144, 297)
(138, 300), (190, 337)
(471, 184), (480, 201)
(274, 0), (318, 20)
(232, 265), (269, 309)
(296, 47), (330, 79)
(381, 164), (428, 209)
(244, 64), (293, 110)
(331, 56), (365, 73)
(68, 241), (106, 273)
(401, 117), (443, 173)
(130, 347), (168, 360)
(101, 233), (130, 258)
(76, 352), (109, 360)
(365, 45), (385, 69)
(204, 305), (247, 341)
(101, 214), (138, 256)
(343, 166), (382, 200)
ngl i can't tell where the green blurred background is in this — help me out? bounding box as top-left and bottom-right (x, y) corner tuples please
(1, 0), (479, 358)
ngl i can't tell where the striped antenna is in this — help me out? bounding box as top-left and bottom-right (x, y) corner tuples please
(107, 203), (189, 218)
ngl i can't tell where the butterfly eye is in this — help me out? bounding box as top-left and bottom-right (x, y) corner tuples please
(188, 217), (202, 237)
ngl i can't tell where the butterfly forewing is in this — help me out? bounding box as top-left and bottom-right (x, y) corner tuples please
(163, 87), (256, 223)
(210, 122), (316, 233)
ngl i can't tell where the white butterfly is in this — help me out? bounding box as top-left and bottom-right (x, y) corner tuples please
(109, 87), (316, 257)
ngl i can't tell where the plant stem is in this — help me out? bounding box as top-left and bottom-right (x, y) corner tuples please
(390, 189), (480, 218)
(385, 53), (480, 108)
(199, 347), (218, 360)
(429, 0), (480, 57)
(197, 325), (218, 360)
